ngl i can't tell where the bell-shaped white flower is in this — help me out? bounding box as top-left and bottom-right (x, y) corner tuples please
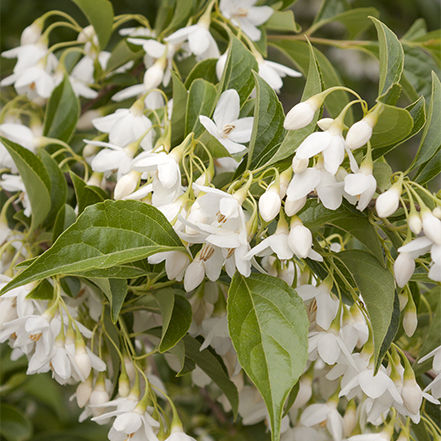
(346, 106), (381, 150)
(220, 0), (273, 41)
(148, 251), (190, 282)
(166, 428), (196, 441)
(259, 183), (281, 222)
(409, 212), (422, 235)
(114, 171), (142, 200)
(422, 210), (441, 246)
(284, 95), (323, 130)
(199, 89), (254, 154)
(257, 58), (301, 93)
(344, 164), (377, 212)
(288, 217), (314, 259)
(376, 182), (401, 218)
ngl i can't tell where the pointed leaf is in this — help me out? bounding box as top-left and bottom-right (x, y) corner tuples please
(70, 172), (107, 214)
(228, 273), (309, 440)
(53, 204), (77, 242)
(171, 72), (188, 146)
(92, 278), (128, 323)
(0, 200), (187, 295)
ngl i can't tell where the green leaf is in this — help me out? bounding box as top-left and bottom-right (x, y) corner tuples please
(372, 96), (426, 160)
(370, 103), (413, 150)
(411, 72), (441, 170)
(184, 58), (219, 88)
(53, 204), (77, 242)
(0, 200), (187, 295)
(265, 10), (300, 33)
(70, 0), (114, 49)
(0, 404), (32, 441)
(377, 82), (402, 106)
(153, 289), (192, 352)
(43, 75), (79, 143)
(70, 172), (107, 215)
(106, 39), (142, 73)
(185, 78), (217, 137)
(171, 72), (188, 146)
(1, 137), (51, 233)
(183, 335), (239, 417)
(92, 278), (127, 323)
(228, 273), (309, 440)
(162, 0), (196, 35)
(247, 72), (285, 169)
(370, 17), (404, 97)
(257, 41), (324, 168)
(373, 161), (393, 191)
(26, 279), (53, 300)
(335, 250), (395, 369)
(218, 33), (258, 104)
(38, 149), (67, 227)
(416, 148), (441, 185)
(312, 0), (349, 25)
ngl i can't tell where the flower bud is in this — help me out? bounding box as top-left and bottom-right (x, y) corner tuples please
(165, 251), (190, 281)
(402, 377), (422, 416)
(346, 109), (379, 150)
(89, 375), (110, 417)
(83, 143), (99, 158)
(87, 171), (104, 188)
(422, 211), (441, 245)
(259, 186), (281, 222)
(75, 339), (92, 380)
(397, 432), (410, 441)
(433, 206), (441, 219)
(20, 19), (43, 45)
(284, 97), (321, 130)
(114, 170), (141, 200)
(144, 60), (165, 91)
(285, 196), (306, 217)
(376, 184), (401, 218)
(288, 220), (312, 258)
(118, 371), (130, 397)
(343, 400), (357, 437)
(76, 375), (93, 408)
(292, 156), (309, 174)
(77, 110), (101, 131)
(0, 297), (17, 328)
(403, 295), (417, 337)
(124, 356), (136, 383)
(394, 253), (415, 288)
(409, 212), (422, 235)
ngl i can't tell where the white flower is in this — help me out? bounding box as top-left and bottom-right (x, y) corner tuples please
(257, 58), (301, 93)
(199, 315), (232, 356)
(0, 122), (42, 152)
(92, 103), (153, 150)
(375, 183), (401, 218)
(114, 171), (142, 200)
(148, 251), (190, 282)
(284, 97), (322, 130)
(419, 345), (441, 373)
(259, 184), (281, 222)
(344, 166), (377, 212)
(219, 0), (274, 41)
(199, 89), (254, 155)
(288, 220), (313, 259)
(422, 210), (441, 246)
(0, 174), (32, 216)
(300, 401), (344, 441)
(166, 428), (197, 441)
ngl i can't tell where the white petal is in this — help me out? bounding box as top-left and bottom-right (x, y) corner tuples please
(296, 131), (333, 160)
(228, 117), (254, 143)
(286, 168), (321, 200)
(214, 89), (240, 127)
(322, 136), (345, 175)
(199, 115), (220, 138)
(188, 28), (211, 56)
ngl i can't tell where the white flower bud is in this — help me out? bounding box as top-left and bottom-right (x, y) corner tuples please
(77, 110), (101, 131)
(317, 118), (334, 131)
(288, 223), (312, 258)
(343, 402), (357, 437)
(74, 343), (92, 380)
(433, 206), (441, 219)
(292, 156), (309, 174)
(20, 20), (43, 45)
(403, 299), (417, 337)
(285, 196), (306, 216)
(0, 297), (17, 328)
(259, 187), (281, 222)
(397, 433), (410, 441)
(83, 144), (99, 158)
(89, 379), (110, 417)
(422, 211), (441, 245)
(114, 170), (141, 200)
(346, 120), (373, 150)
(118, 372), (130, 398)
(409, 213), (422, 235)
(394, 253), (415, 288)
(76, 376), (93, 408)
(376, 185), (401, 217)
(401, 377), (423, 415)
(165, 251), (190, 281)
(87, 172), (104, 188)
(284, 98), (320, 130)
(144, 62), (164, 90)
(124, 356), (136, 383)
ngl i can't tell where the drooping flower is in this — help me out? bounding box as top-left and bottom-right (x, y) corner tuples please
(199, 89), (254, 155)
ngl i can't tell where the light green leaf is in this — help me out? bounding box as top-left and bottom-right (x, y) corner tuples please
(416, 148), (441, 185)
(370, 17), (404, 97)
(70, 0), (114, 49)
(370, 103), (413, 149)
(402, 18), (428, 41)
(153, 289), (192, 353)
(336, 250), (395, 369)
(228, 273), (309, 440)
(312, 0), (349, 25)
(265, 10), (300, 33)
(106, 39), (143, 73)
(38, 149), (67, 227)
(185, 78), (217, 137)
(43, 75), (79, 143)
(171, 72), (188, 146)
(184, 335), (239, 417)
(0, 200), (187, 295)
(373, 161), (393, 191)
(70, 172), (107, 215)
(411, 72), (441, 171)
(218, 33), (258, 104)
(0, 404), (32, 441)
(53, 204), (77, 242)
(184, 58), (218, 88)
(162, 0), (196, 35)
(92, 278), (128, 323)
(247, 72), (285, 169)
(257, 41), (324, 168)
(1, 137), (51, 233)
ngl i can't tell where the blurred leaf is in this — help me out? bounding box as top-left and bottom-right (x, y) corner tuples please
(370, 17), (404, 97)
(106, 39), (142, 73)
(70, 0), (114, 49)
(43, 75), (79, 143)
(0, 200), (187, 294)
(91, 278), (128, 323)
(162, 0), (196, 35)
(185, 78), (217, 137)
(265, 10), (300, 33)
(1, 137), (51, 233)
(415, 148), (441, 185)
(0, 404), (32, 441)
(312, 0), (349, 25)
(228, 273), (308, 441)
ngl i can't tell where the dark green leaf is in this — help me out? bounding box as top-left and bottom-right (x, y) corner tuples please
(162, 0), (196, 35)
(53, 204), (77, 242)
(370, 17), (404, 96)
(218, 33), (258, 104)
(39, 149), (67, 227)
(1, 137), (51, 233)
(70, 0), (114, 49)
(228, 273), (309, 440)
(335, 250), (395, 370)
(265, 10), (300, 33)
(416, 148), (441, 185)
(184, 58), (219, 89)
(92, 278), (128, 323)
(184, 335), (239, 417)
(70, 172), (107, 215)
(106, 39), (142, 73)
(60, 276), (81, 298)
(0, 200), (187, 294)
(312, 0), (349, 25)
(171, 72), (188, 146)
(43, 75), (79, 143)
(185, 78), (217, 137)
(373, 162), (393, 191)
(26, 279), (53, 300)
(0, 404), (32, 441)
